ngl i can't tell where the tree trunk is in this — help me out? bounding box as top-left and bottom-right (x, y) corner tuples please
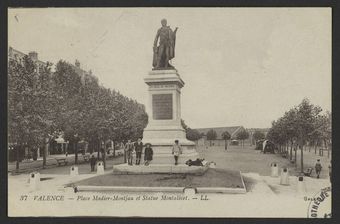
(314, 144), (317, 154)
(290, 143), (293, 161)
(294, 146), (297, 165)
(103, 139), (106, 169)
(74, 141), (78, 165)
(326, 140), (329, 158)
(16, 144), (20, 171)
(97, 139), (100, 160)
(43, 137), (49, 169)
(300, 145), (304, 173)
(124, 145), (127, 163)
(113, 140), (116, 158)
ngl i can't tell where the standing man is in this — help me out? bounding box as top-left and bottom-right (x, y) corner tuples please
(172, 140), (182, 165)
(90, 154), (96, 172)
(125, 139), (134, 166)
(315, 159), (322, 179)
(134, 138), (143, 165)
(153, 19), (178, 69)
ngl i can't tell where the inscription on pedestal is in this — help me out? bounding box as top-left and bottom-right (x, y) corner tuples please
(152, 94), (173, 120)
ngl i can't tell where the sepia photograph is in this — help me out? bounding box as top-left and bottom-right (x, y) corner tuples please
(7, 7), (331, 218)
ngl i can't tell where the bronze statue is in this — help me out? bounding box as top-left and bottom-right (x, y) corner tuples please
(152, 19), (178, 70)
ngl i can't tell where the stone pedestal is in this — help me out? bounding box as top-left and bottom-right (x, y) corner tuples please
(143, 69), (199, 164)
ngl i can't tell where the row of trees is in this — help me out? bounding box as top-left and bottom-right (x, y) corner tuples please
(205, 129), (250, 149)
(267, 98), (331, 173)
(8, 56), (148, 170)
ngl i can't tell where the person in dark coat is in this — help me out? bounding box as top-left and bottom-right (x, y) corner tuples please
(315, 159), (322, 178)
(144, 143), (153, 166)
(134, 138), (143, 165)
(90, 154), (96, 172)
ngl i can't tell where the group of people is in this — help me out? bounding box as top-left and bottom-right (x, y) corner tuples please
(124, 138), (154, 166)
(124, 138), (183, 166)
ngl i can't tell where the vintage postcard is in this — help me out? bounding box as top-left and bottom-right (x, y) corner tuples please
(7, 7), (331, 217)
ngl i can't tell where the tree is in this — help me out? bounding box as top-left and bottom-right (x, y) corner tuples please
(236, 130), (249, 148)
(267, 98), (327, 173)
(9, 56), (149, 170)
(186, 128), (201, 142)
(206, 129), (217, 146)
(295, 99), (322, 173)
(8, 56), (55, 171)
(221, 131), (231, 150)
(253, 130), (265, 142)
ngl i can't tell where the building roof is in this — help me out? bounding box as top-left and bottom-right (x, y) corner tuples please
(195, 126), (245, 139)
(8, 46), (47, 66)
(247, 128), (270, 133)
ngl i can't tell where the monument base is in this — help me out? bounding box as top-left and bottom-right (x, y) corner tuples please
(143, 69), (200, 164)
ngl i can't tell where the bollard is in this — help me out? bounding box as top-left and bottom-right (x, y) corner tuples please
(296, 175), (306, 194)
(97, 161), (105, 174)
(183, 187), (197, 196)
(280, 168), (290, 185)
(29, 172), (40, 191)
(70, 166), (79, 176)
(270, 162), (279, 177)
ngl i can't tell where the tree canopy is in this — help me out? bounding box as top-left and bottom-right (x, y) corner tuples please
(8, 56), (148, 169)
(267, 98), (331, 172)
(253, 130), (265, 142)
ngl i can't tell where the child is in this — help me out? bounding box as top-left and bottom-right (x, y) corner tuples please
(144, 143), (153, 166)
(315, 159), (322, 179)
(172, 140), (182, 165)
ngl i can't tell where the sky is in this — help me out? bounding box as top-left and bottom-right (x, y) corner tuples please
(8, 8), (331, 129)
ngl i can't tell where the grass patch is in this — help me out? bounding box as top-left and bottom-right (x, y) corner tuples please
(69, 168), (244, 189)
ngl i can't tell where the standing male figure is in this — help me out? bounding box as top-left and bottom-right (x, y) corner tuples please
(125, 139), (134, 166)
(153, 19), (178, 69)
(134, 138), (143, 165)
(315, 159), (322, 179)
(172, 140), (182, 165)
(90, 154), (96, 172)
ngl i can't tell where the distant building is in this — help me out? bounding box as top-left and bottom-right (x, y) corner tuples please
(194, 126), (247, 146)
(71, 59), (96, 85)
(8, 46), (47, 73)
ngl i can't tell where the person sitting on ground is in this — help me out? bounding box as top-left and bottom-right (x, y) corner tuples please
(144, 143), (153, 166)
(185, 158), (204, 166)
(315, 159), (322, 179)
